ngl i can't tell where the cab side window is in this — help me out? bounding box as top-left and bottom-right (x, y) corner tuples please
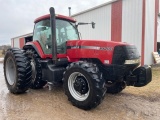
(33, 19), (52, 54)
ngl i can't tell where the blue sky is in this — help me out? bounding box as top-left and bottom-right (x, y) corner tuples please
(0, 0), (111, 45)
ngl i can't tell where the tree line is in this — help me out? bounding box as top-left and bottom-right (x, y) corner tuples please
(0, 45), (11, 55)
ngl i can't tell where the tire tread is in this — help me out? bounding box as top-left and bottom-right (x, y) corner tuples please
(4, 48), (32, 94)
(63, 61), (106, 110)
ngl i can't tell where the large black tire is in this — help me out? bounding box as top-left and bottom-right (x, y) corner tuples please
(4, 48), (32, 94)
(63, 61), (106, 110)
(26, 49), (47, 89)
(107, 82), (126, 94)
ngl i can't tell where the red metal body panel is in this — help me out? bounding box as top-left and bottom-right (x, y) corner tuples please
(154, 0), (159, 52)
(19, 38), (25, 48)
(141, 0), (146, 65)
(67, 40), (129, 64)
(34, 14), (76, 23)
(27, 40), (131, 64)
(111, 0), (122, 42)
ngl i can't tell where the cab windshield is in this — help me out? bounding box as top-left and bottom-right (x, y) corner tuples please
(33, 19), (79, 54)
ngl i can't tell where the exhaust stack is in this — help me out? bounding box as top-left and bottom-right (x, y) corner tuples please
(68, 7), (71, 16)
(49, 7), (57, 63)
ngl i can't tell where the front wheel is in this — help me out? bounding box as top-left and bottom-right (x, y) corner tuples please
(63, 61), (106, 110)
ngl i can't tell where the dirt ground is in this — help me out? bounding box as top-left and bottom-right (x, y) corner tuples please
(0, 63), (160, 120)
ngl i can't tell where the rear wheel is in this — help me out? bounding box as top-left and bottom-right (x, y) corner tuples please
(63, 61), (106, 110)
(26, 49), (47, 89)
(107, 82), (126, 94)
(4, 48), (32, 94)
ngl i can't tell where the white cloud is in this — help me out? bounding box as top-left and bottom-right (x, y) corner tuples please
(0, 0), (111, 45)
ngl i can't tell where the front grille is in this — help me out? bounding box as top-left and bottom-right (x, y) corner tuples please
(112, 45), (140, 65)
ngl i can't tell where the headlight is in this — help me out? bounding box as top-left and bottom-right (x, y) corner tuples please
(125, 59), (140, 64)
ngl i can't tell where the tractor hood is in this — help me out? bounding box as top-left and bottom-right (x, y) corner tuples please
(67, 40), (140, 65)
(67, 40), (130, 49)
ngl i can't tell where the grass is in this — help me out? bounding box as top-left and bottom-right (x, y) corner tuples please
(152, 66), (160, 73)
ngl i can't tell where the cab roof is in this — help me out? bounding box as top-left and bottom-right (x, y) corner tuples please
(34, 14), (76, 23)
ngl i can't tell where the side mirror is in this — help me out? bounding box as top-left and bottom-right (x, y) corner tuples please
(91, 22), (95, 29)
(76, 22), (96, 29)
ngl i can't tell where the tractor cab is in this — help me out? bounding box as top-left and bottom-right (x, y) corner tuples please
(33, 14), (79, 55)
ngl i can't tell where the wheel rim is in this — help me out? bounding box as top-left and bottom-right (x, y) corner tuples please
(30, 58), (36, 82)
(68, 72), (90, 101)
(5, 57), (16, 85)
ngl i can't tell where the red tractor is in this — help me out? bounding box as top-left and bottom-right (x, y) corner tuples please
(4, 7), (152, 110)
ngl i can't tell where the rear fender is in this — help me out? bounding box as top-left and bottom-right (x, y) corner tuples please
(23, 41), (52, 59)
(23, 42), (41, 57)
